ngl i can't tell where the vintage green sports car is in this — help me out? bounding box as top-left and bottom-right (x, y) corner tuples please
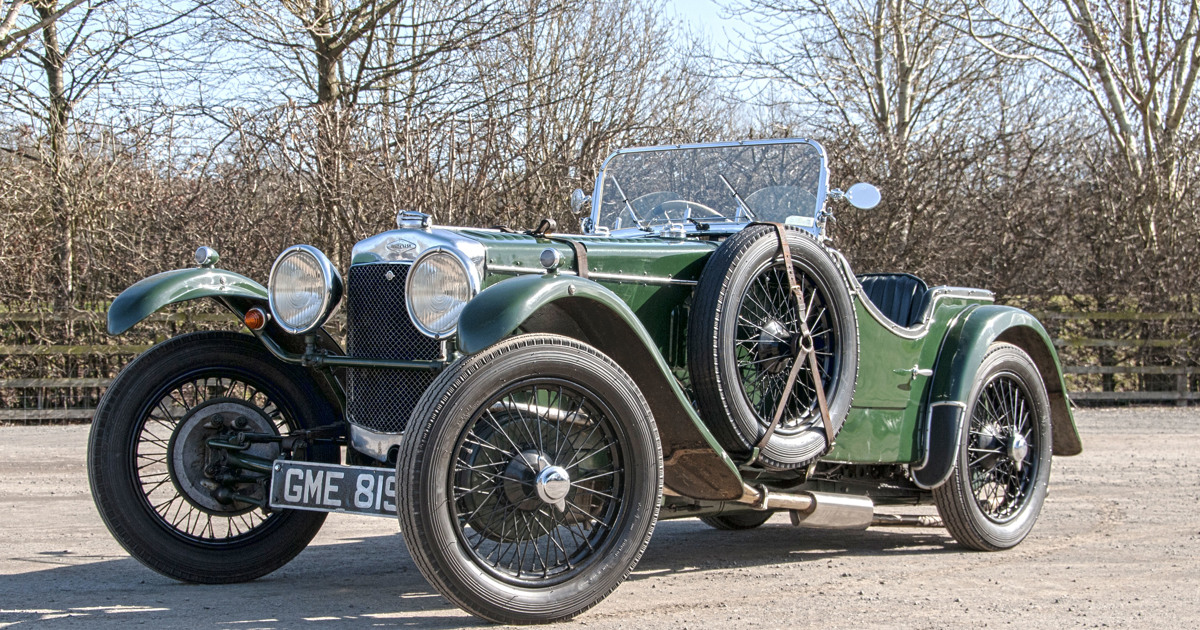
(89, 139), (1082, 623)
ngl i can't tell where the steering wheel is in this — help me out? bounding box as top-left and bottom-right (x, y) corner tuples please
(652, 200), (724, 222)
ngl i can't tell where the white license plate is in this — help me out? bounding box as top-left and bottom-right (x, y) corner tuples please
(269, 460), (397, 518)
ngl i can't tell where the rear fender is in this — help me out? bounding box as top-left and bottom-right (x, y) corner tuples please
(457, 273), (744, 501)
(912, 305), (1082, 489)
(107, 267), (347, 411)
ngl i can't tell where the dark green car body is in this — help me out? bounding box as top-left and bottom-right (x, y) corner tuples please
(101, 138), (1082, 623)
(109, 223), (1081, 501)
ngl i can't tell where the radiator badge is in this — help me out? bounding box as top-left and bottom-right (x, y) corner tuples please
(385, 237), (417, 258)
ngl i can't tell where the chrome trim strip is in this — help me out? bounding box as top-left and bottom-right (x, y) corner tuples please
(487, 264), (698, 286)
(348, 424), (404, 462)
(607, 137), (825, 155)
(602, 223), (764, 239)
(831, 250), (994, 340)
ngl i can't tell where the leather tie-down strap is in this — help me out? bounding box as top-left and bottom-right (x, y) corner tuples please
(549, 237), (589, 280)
(750, 223), (834, 459)
(491, 220), (589, 279)
(530, 218), (589, 280)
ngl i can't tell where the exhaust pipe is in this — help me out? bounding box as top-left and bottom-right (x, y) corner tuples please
(737, 484), (874, 530)
(870, 513), (944, 528)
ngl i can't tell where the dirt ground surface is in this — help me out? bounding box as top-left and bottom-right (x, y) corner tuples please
(1, 407), (1197, 629)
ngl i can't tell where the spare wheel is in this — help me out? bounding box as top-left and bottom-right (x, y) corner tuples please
(687, 224), (858, 469)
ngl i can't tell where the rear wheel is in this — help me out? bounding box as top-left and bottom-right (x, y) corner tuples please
(700, 511), (773, 531)
(397, 334), (662, 624)
(934, 343), (1053, 551)
(88, 331), (339, 583)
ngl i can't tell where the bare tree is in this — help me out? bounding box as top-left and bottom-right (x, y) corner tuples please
(460, 0), (720, 226)
(727, 0), (1024, 265)
(2, 0), (201, 312)
(204, 0), (539, 107)
(0, 0), (85, 62)
(193, 0), (558, 259)
(962, 0), (1200, 254)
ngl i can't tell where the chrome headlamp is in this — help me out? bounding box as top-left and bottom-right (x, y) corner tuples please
(406, 247), (479, 338)
(268, 245), (343, 334)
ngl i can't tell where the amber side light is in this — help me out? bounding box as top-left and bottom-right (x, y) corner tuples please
(244, 307), (268, 331)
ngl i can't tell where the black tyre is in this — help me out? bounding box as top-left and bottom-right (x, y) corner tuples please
(397, 334), (662, 624)
(88, 331), (340, 583)
(699, 510), (774, 530)
(933, 343), (1053, 551)
(689, 225), (858, 469)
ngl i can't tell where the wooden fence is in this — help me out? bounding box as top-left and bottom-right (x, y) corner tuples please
(1, 308), (1197, 423)
(1038, 310), (1200, 406)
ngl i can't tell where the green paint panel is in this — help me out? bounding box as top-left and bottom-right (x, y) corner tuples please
(825, 407), (910, 463)
(461, 229), (714, 361)
(828, 294), (983, 463)
(848, 299), (925, 409)
(108, 268), (268, 335)
(461, 229), (715, 282)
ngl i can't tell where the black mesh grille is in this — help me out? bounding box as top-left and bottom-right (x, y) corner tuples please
(345, 264), (441, 434)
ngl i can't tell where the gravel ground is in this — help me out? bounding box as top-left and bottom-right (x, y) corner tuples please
(1, 407), (1197, 629)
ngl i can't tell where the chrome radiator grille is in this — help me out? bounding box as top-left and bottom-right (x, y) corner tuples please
(345, 264), (441, 433)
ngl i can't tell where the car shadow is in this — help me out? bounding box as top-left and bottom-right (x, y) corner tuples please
(631, 517), (957, 578)
(0, 518), (954, 628)
(0, 531), (482, 629)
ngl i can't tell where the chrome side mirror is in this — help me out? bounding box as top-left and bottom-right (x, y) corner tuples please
(844, 182), (881, 209)
(569, 189), (592, 214)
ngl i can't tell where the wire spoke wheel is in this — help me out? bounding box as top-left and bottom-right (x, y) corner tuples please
(934, 343), (1053, 551)
(452, 380), (626, 585)
(966, 373), (1038, 522)
(689, 225), (858, 469)
(733, 258), (839, 434)
(134, 374), (291, 542)
(398, 334), (662, 624)
(89, 331), (336, 583)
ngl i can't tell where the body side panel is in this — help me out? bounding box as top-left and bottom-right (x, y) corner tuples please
(825, 295), (981, 463)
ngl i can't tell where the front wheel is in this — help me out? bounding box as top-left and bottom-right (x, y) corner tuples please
(933, 343), (1053, 551)
(88, 331), (339, 583)
(397, 334), (663, 624)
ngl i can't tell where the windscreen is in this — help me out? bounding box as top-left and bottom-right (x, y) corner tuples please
(595, 141), (824, 231)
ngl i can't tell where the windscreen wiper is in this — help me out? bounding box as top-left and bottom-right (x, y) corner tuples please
(718, 174), (758, 222)
(608, 177), (648, 230)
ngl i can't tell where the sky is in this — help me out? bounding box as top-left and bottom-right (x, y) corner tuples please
(667, 0), (738, 38)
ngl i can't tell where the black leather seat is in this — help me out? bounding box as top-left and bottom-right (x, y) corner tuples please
(856, 273), (931, 328)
